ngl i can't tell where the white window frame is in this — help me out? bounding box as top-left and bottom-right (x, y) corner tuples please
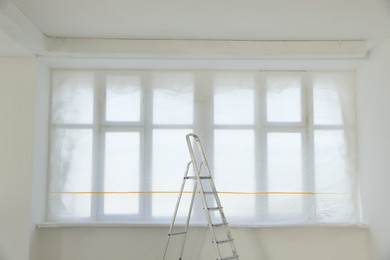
(47, 70), (357, 224)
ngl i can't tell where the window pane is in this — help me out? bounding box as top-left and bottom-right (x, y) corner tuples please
(105, 75), (141, 122)
(103, 132), (140, 215)
(316, 194), (354, 223)
(315, 130), (350, 192)
(214, 73), (254, 125)
(214, 130), (255, 218)
(49, 129), (93, 219)
(313, 73), (344, 125)
(266, 75), (302, 122)
(152, 129), (192, 217)
(267, 195), (304, 223)
(267, 133), (303, 220)
(153, 72), (193, 124)
(52, 71), (94, 124)
(315, 130), (352, 222)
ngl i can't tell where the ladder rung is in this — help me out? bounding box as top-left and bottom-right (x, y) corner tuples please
(168, 231), (187, 236)
(184, 176), (212, 179)
(207, 206), (222, 211)
(163, 134), (239, 260)
(215, 238), (233, 244)
(211, 223), (228, 227)
(221, 255), (239, 260)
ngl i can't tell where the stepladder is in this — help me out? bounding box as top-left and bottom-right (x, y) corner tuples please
(162, 133), (239, 260)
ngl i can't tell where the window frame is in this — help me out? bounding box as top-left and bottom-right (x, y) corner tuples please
(47, 69), (357, 224)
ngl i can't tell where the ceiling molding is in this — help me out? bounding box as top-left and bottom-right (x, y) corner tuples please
(0, 0), (367, 60)
(40, 56), (366, 71)
(0, 0), (46, 55)
(46, 37), (368, 59)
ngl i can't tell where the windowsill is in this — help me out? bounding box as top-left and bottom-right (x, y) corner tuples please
(36, 222), (368, 229)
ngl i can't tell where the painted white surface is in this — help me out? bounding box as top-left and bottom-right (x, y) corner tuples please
(46, 38), (367, 59)
(41, 56), (367, 71)
(31, 58), (369, 260)
(0, 30), (31, 56)
(10, 0), (390, 46)
(35, 226), (370, 260)
(0, 58), (35, 260)
(29, 60), (50, 260)
(0, 0), (46, 55)
(0, 0), (389, 58)
(0, 55), (376, 260)
(356, 38), (390, 260)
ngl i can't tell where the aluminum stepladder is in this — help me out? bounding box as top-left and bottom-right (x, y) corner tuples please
(162, 133), (239, 260)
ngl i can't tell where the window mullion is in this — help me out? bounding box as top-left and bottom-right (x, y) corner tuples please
(141, 72), (153, 221)
(193, 71), (213, 221)
(256, 71), (268, 223)
(193, 72), (212, 144)
(304, 72), (316, 223)
(92, 71), (104, 221)
(45, 71), (54, 222)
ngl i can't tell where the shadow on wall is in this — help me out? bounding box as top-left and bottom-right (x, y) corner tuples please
(240, 228), (268, 260)
(0, 247), (5, 260)
(34, 226), (371, 260)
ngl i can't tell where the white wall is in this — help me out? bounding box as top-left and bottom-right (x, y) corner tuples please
(35, 225), (369, 260)
(0, 56), (373, 260)
(357, 38), (390, 260)
(29, 60), (50, 260)
(0, 58), (35, 260)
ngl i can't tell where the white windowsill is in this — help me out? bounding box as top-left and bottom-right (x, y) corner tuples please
(36, 222), (368, 229)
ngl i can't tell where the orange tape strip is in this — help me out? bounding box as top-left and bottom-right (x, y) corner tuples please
(53, 191), (348, 195)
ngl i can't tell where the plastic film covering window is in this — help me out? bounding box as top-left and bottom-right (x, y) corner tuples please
(48, 70), (358, 225)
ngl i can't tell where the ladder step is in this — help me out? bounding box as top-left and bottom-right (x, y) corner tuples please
(207, 206), (222, 211)
(221, 255), (239, 260)
(168, 231), (187, 237)
(215, 238), (233, 244)
(163, 134), (239, 260)
(184, 176), (212, 179)
(212, 223), (228, 227)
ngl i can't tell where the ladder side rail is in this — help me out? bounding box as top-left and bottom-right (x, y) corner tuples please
(194, 138), (223, 207)
(163, 161), (192, 260)
(195, 162), (223, 259)
(203, 153), (239, 258)
(179, 180), (198, 259)
(190, 134), (239, 258)
(205, 170), (238, 249)
(190, 134), (228, 223)
(186, 134), (223, 259)
(207, 176), (238, 253)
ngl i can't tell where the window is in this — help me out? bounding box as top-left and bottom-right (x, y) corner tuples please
(48, 70), (358, 225)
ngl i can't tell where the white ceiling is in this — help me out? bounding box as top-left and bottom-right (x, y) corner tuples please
(10, 0), (390, 42)
(0, 30), (31, 56)
(0, 0), (390, 56)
